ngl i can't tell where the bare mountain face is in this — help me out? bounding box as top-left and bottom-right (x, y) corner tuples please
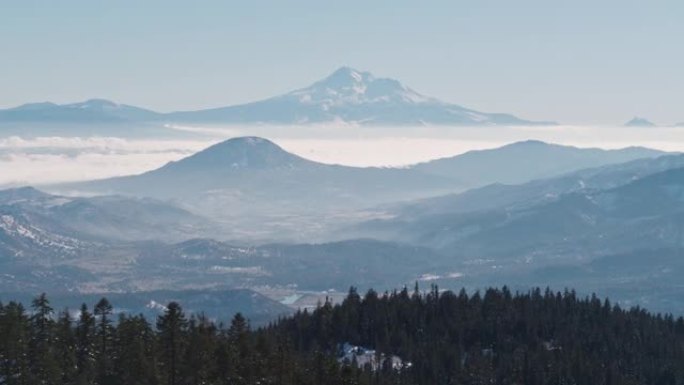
(0, 68), (554, 128)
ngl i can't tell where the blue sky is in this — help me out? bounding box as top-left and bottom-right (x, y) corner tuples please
(1, 0), (682, 124)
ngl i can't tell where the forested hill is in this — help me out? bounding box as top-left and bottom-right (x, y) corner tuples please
(2, 287), (684, 385)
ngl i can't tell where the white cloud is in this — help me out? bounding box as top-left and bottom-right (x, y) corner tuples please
(1, 124), (683, 188)
(275, 138), (503, 167)
(0, 136), (215, 187)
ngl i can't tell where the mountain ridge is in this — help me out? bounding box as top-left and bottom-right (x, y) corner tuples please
(411, 140), (666, 187)
(52, 136), (668, 240)
(0, 186), (215, 244)
(0, 67), (555, 126)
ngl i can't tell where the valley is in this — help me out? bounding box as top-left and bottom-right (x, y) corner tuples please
(2, 131), (683, 319)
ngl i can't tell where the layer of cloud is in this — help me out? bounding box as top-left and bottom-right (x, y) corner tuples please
(2, 124), (684, 188)
(0, 136), (215, 187)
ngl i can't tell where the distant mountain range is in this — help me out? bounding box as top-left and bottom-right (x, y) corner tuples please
(353, 153), (684, 259)
(411, 140), (664, 187)
(58, 137), (462, 236)
(0, 187), (212, 247)
(340, 153), (684, 312)
(622, 118), (684, 128)
(53, 137), (667, 240)
(166, 67), (556, 126)
(4, 71), (683, 129)
(383, 152), (684, 219)
(0, 67), (555, 127)
(0, 99), (183, 137)
(4, 137), (684, 315)
(0, 99), (160, 123)
(0, 189), (448, 302)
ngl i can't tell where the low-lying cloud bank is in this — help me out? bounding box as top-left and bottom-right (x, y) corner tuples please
(1, 124), (684, 187)
(0, 137), (213, 187)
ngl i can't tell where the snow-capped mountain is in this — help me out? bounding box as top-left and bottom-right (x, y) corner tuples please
(0, 67), (555, 126)
(289, 66), (436, 107)
(169, 67), (555, 126)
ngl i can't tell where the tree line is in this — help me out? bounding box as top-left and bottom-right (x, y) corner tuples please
(2, 286), (684, 384)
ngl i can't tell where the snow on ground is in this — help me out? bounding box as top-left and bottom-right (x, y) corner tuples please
(339, 342), (412, 371)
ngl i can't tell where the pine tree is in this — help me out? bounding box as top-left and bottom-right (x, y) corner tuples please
(0, 302), (32, 385)
(54, 309), (77, 385)
(183, 313), (216, 385)
(5, 289), (684, 385)
(115, 314), (158, 385)
(74, 303), (96, 385)
(29, 293), (59, 385)
(227, 312), (252, 384)
(156, 302), (187, 385)
(94, 297), (114, 385)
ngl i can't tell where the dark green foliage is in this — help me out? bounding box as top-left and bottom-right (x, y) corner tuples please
(156, 302), (187, 385)
(0, 301), (31, 385)
(74, 303), (96, 385)
(94, 297), (114, 385)
(2, 288), (684, 384)
(115, 314), (158, 385)
(54, 310), (77, 385)
(29, 293), (59, 384)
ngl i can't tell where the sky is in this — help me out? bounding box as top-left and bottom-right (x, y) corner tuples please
(1, 0), (683, 125)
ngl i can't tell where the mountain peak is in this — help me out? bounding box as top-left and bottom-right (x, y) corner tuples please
(506, 140), (550, 148)
(66, 99), (120, 110)
(11, 102), (59, 111)
(0, 186), (52, 204)
(3, 69), (553, 127)
(161, 136), (310, 172)
(0, 98), (161, 124)
(288, 67), (430, 109)
(625, 117), (656, 127)
(323, 66), (374, 84)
